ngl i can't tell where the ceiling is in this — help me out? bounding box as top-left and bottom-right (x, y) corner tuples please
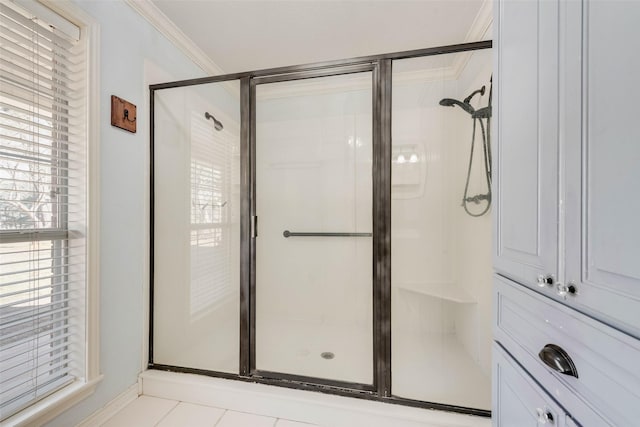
(150, 0), (491, 74)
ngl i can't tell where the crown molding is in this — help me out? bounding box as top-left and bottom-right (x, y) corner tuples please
(125, 0), (492, 98)
(124, 0), (226, 76)
(451, 0), (493, 79)
(466, 0), (493, 43)
(261, 1), (493, 99)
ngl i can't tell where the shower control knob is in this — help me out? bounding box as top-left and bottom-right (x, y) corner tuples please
(557, 282), (578, 298)
(537, 274), (554, 287)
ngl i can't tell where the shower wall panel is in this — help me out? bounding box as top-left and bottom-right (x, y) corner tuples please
(449, 49), (494, 377)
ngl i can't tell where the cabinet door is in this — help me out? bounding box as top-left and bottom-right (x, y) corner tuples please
(564, 0), (640, 339)
(565, 417), (579, 427)
(493, 343), (566, 427)
(494, 0), (560, 289)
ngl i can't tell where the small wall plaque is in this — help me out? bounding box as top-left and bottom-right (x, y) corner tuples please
(111, 95), (137, 133)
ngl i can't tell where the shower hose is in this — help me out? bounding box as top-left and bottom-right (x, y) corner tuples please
(462, 113), (492, 217)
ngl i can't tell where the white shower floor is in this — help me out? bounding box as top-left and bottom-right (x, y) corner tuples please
(256, 317), (490, 410)
(393, 329), (491, 410)
(256, 317), (373, 384)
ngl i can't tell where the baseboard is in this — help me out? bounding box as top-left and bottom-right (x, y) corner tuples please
(140, 370), (490, 427)
(76, 383), (138, 427)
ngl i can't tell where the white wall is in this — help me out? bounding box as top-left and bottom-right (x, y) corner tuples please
(391, 75), (458, 342)
(449, 49), (494, 377)
(45, 1), (205, 425)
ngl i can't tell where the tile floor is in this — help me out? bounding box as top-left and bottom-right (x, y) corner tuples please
(102, 396), (316, 427)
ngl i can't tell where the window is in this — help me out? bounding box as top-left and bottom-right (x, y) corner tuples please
(0, 1), (98, 422)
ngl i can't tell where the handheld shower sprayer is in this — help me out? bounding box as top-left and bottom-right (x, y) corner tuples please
(438, 85), (487, 116)
(438, 98), (475, 115)
(204, 112), (224, 131)
(439, 80), (493, 217)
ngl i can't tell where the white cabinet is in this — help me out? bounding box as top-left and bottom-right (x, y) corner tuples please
(565, 419), (579, 427)
(494, 276), (640, 426)
(493, 343), (569, 427)
(494, 0), (640, 424)
(493, 0), (559, 292)
(494, 342), (602, 427)
(495, 0), (640, 339)
(563, 0), (640, 340)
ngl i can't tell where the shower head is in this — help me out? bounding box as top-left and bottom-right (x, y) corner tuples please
(439, 98), (475, 115)
(204, 112), (223, 131)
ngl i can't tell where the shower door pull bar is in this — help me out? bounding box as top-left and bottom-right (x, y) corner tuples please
(283, 230), (372, 238)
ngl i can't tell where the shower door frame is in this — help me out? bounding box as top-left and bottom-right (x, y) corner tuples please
(149, 40), (492, 418)
(248, 63), (384, 393)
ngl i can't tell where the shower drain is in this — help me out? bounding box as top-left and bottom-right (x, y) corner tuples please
(320, 352), (335, 360)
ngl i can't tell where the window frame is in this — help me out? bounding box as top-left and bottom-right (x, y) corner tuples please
(1, 0), (101, 425)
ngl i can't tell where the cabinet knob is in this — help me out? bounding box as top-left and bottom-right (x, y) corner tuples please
(556, 282), (578, 298)
(536, 408), (555, 424)
(538, 344), (579, 378)
(537, 274), (554, 287)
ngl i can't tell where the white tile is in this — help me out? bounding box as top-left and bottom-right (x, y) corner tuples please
(157, 402), (225, 427)
(216, 410), (277, 427)
(275, 420), (318, 427)
(102, 396), (178, 427)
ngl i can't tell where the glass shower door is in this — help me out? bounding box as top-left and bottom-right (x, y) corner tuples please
(254, 71), (373, 385)
(154, 80), (241, 374)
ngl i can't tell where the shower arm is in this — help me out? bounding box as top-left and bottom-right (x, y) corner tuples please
(464, 85), (485, 104)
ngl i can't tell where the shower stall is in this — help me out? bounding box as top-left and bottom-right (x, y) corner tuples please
(150, 41), (493, 416)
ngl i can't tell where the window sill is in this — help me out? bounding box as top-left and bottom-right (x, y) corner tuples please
(4, 375), (104, 427)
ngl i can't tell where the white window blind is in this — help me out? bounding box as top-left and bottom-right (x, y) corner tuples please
(189, 111), (233, 316)
(0, 0), (86, 421)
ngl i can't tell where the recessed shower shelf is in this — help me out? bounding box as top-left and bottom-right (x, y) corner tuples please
(396, 282), (477, 304)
